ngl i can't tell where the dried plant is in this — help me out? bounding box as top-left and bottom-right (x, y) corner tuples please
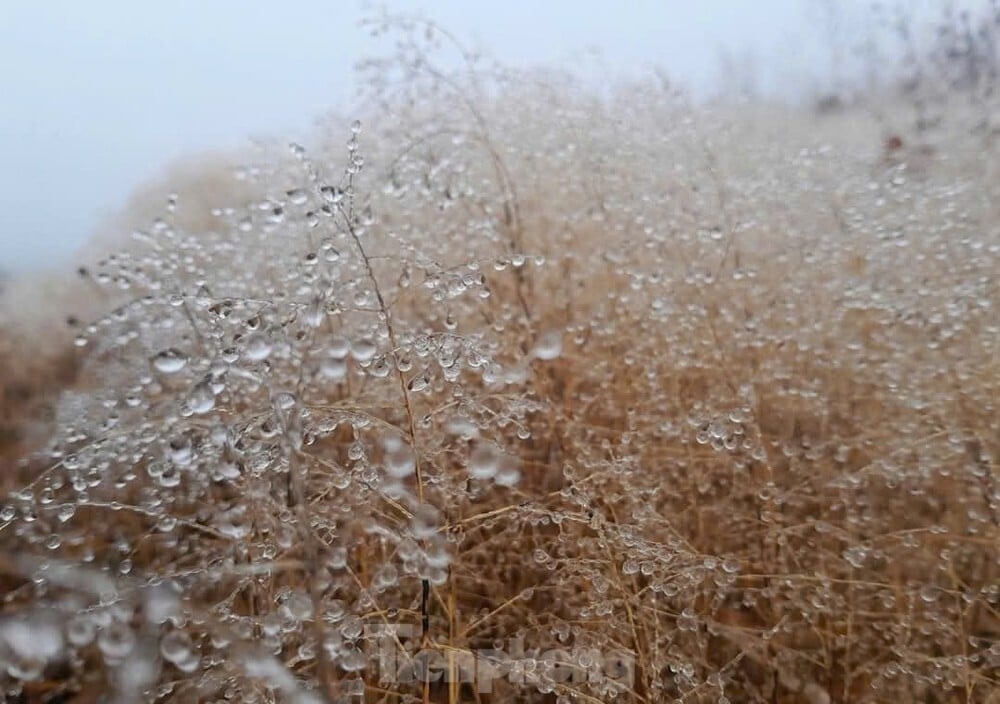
(0, 11), (997, 704)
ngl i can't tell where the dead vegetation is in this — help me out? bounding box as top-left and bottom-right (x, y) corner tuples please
(0, 12), (997, 704)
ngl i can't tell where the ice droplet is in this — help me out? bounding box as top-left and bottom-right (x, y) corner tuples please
(160, 630), (197, 666)
(469, 443), (501, 480)
(384, 441), (416, 479)
(152, 348), (188, 374)
(532, 329), (562, 360)
(244, 333), (273, 362)
(351, 337), (377, 362)
(97, 621), (136, 660)
(184, 380), (215, 415)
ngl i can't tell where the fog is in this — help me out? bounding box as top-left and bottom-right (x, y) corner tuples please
(0, 0), (948, 271)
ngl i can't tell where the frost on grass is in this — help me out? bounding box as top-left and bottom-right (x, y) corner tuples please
(0, 13), (998, 704)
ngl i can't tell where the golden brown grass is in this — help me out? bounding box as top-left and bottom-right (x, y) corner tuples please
(0, 275), (87, 481)
(0, 32), (997, 703)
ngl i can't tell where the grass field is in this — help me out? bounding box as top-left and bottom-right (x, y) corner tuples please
(0, 17), (997, 704)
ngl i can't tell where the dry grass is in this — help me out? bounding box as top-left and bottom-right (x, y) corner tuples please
(0, 18), (997, 704)
(0, 274), (88, 480)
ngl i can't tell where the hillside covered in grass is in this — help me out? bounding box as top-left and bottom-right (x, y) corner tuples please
(0, 13), (998, 704)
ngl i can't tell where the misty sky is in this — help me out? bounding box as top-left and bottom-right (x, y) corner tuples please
(0, 1), (934, 272)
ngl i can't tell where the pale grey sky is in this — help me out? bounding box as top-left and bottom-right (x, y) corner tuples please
(0, 1), (936, 271)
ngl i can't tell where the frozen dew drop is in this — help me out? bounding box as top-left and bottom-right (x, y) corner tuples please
(144, 581), (182, 624)
(339, 646), (367, 674)
(2, 615), (64, 670)
(411, 504), (440, 539)
(843, 546), (867, 569)
(168, 436), (193, 466)
(350, 337), (377, 363)
(97, 621), (136, 660)
(272, 391), (297, 411)
(210, 424), (228, 445)
(7, 657), (45, 682)
(347, 442), (364, 461)
(920, 584), (940, 603)
(66, 614), (97, 646)
(396, 352), (413, 372)
(155, 515), (177, 535)
(469, 443), (502, 480)
(304, 296), (325, 327)
(174, 651), (202, 674)
(532, 329), (563, 361)
(327, 548), (348, 571)
(216, 460), (241, 480)
(327, 336), (350, 359)
(407, 373), (429, 392)
(322, 242), (341, 262)
(373, 564), (399, 590)
(152, 348), (188, 374)
(184, 380), (216, 415)
(285, 187), (308, 205)
(158, 466), (182, 488)
(319, 356), (347, 381)
(244, 332), (273, 362)
(339, 615), (363, 639)
(282, 591), (314, 622)
(494, 458), (521, 487)
(384, 441), (416, 479)
(160, 630), (196, 666)
(216, 506), (251, 539)
(424, 566), (448, 586)
(424, 535), (451, 568)
(368, 356), (392, 378)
